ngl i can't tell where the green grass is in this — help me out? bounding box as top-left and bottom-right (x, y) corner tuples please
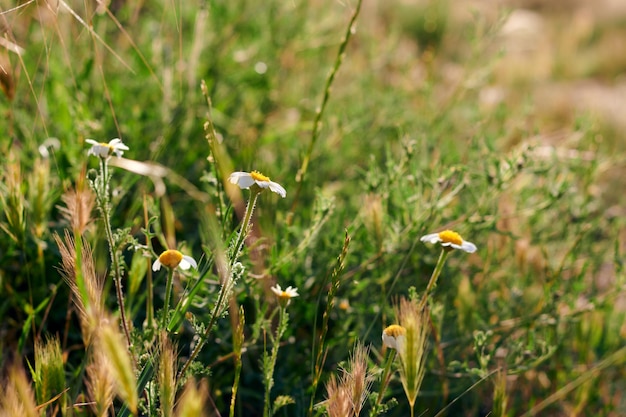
(1, 0), (626, 416)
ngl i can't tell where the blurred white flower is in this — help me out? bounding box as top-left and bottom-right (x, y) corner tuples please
(271, 284), (299, 307)
(152, 249), (197, 271)
(382, 324), (406, 350)
(420, 230), (477, 253)
(229, 171), (286, 198)
(86, 138), (129, 158)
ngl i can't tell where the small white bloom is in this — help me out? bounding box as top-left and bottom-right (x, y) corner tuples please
(229, 170), (286, 198)
(152, 249), (198, 271)
(382, 324), (406, 350)
(86, 138), (129, 158)
(271, 284), (299, 299)
(420, 230), (477, 253)
(271, 284), (299, 307)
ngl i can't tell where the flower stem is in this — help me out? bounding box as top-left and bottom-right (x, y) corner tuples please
(178, 189), (258, 379)
(99, 157), (132, 349)
(371, 349), (397, 416)
(419, 249), (449, 309)
(231, 189), (259, 266)
(162, 267), (175, 329)
(263, 307), (288, 417)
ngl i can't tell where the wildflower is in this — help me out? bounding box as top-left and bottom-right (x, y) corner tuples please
(86, 138), (129, 158)
(152, 250), (197, 271)
(229, 171), (286, 198)
(271, 284), (299, 307)
(382, 324), (406, 350)
(420, 229), (477, 253)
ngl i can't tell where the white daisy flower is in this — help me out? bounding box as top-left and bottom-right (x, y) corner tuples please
(271, 284), (299, 307)
(152, 249), (198, 271)
(229, 171), (286, 198)
(420, 230), (477, 253)
(86, 138), (129, 158)
(382, 324), (406, 351)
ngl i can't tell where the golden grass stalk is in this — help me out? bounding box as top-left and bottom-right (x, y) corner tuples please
(0, 363), (38, 417)
(57, 183), (95, 235)
(34, 336), (66, 415)
(324, 375), (352, 417)
(229, 306), (245, 417)
(54, 230), (104, 347)
(395, 297), (430, 417)
(324, 343), (374, 417)
(158, 332), (177, 417)
(0, 150), (26, 244)
(86, 349), (115, 417)
(27, 156), (55, 240)
(99, 320), (138, 415)
(175, 379), (209, 417)
(345, 343), (374, 416)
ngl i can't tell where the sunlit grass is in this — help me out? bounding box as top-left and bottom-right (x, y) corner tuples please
(1, 0), (626, 416)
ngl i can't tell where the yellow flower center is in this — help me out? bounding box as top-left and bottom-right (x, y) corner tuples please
(158, 250), (183, 268)
(383, 324), (406, 338)
(250, 171), (270, 182)
(438, 230), (463, 246)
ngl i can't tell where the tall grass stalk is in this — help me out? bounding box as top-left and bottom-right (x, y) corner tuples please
(229, 306), (245, 417)
(308, 231), (351, 417)
(289, 0), (363, 221)
(263, 305), (289, 417)
(92, 155), (132, 348)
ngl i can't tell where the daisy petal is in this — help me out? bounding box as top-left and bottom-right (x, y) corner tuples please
(183, 255), (198, 269)
(420, 233), (440, 243)
(460, 241), (477, 253)
(268, 181), (287, 198)
(152, 259), (162, 271)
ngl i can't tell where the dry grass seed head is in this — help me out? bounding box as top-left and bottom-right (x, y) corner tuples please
(33, 337), (66, 413)
(0, 363), (38, 417)
(324, 374), (352, 417)
(175, 379), (210, 417)
(54, 230), (105, 347)
(86, 349), (115, 417)
(343, 343), (374, 416)
(58, 185), (95, 234)
(395, 297), (430, 408)
(98, 321), (138, 414)
(158, 332), (177, 417)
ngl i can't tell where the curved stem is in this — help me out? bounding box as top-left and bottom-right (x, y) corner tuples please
(419, 249), (449, 309)
(288, 0), (363, 223)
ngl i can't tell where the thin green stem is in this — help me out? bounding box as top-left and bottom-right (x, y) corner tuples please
(371, 349), (397, 416)
(144, 198), (155, 329)
(288, 0), (362, 223)
(308, 232), (350, 417)
(231, 189), (259, 266)
(98, 157), (132, 349)
(263, 307), (287, 417)
(419, 249), (449, 309)
(178, 189), (258, 379)
(229, 307), (245, 417)
(162, 267), (175, 329)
